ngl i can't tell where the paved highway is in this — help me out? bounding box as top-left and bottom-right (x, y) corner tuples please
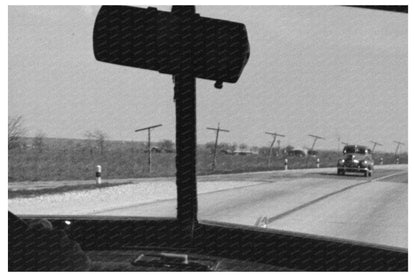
(9, 165), (407, 248)
(91, 165), (407, 249)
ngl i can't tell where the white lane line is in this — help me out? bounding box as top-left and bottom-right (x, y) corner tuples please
(89, 170), (406, 216)
(268, 171), (407, 223)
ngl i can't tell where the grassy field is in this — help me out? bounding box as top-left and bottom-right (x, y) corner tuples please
(8, 138), (408, 182)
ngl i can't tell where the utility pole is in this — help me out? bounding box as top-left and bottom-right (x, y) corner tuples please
(207, 123), (230, 171)
(135, 124), (162, 173)
(265, 132), (285, 168)
(337, 135), (340, 152)
(306, 134), (325, 168)
(309, 134), (325, 152)
(340, 142), (348, 153)
(369, 140), (382, 153)
(393, 141), (405, 156)
(338, 142), (350, 154)
(277, 140), (281, 155)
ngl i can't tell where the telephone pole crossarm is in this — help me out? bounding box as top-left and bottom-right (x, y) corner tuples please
(207, 127), (230, 132)
(308, 134), (325, 151)
(135, 124), (163, 133)
(265, 132), (285, 138)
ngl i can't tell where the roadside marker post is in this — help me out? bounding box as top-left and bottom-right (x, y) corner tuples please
(380, 157), (383, 165)
(284, 159), (288, 170)
(96, 165), (102, 185)
(316, 158), (320, 168)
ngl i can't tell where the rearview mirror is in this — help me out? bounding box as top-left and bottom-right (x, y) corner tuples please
(93, 6), (250, 85)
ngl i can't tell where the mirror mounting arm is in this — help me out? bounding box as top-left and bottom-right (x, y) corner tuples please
(173, 6), (198, 244)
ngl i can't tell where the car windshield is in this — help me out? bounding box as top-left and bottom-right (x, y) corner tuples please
(343, 146), (369, 154)
(344, 154), (364, 160)
(8, 6), (408, 250)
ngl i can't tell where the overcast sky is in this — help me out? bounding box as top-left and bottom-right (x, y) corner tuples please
(8, 6), (407, 152)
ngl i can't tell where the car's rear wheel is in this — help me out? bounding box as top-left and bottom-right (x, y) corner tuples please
(337, 169), (345, 175)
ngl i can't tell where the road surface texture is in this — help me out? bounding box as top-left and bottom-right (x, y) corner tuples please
(9, 165), (407, 249)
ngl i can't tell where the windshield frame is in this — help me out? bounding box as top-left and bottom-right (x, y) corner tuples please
(8, 5), (408, 253)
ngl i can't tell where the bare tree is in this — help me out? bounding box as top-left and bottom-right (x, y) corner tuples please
(157, 139), (175, 153)
(238, 143), (248, 151)
(218, 142), (232, 152)
(33, 131), (46, 153)
(84, 129), (108, 154)
(285, 145), (295, 152)
(8, 115), (26, 150)
(205, 142), (216, 154)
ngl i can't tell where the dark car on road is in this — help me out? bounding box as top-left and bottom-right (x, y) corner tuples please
(337, 145), (374, 177)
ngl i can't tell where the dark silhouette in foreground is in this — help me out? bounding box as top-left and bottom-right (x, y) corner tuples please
(8, 211), (90, 271)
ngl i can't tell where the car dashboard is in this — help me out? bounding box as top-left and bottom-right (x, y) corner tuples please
(87, 249), (288, 271)
(13, 215), (407, 271)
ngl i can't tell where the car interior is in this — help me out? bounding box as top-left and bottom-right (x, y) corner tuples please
(8, 5), (408, 271)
